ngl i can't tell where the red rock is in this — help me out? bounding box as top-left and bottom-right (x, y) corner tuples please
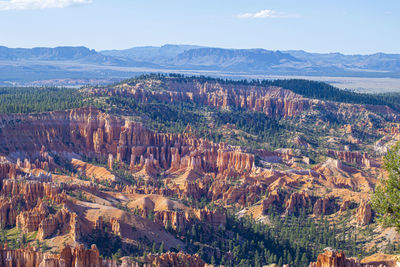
(308, 248), (360, 267)
(356, 201), (373, 226)
(0, 196), (22, 227)
(285, 192), (311, 215)
(108, 153), (114, 170)
(194, 207), (226, 228)
(1, 179), (61, 204)
(0, 245), (43, 267)
(136, 205), (226, 232)
(37, 206), (80, 241)
(144, 251), (205, 267)
(338, 200), (350, 213)
(0, 157), (17, 180)
(313, 197), (335, 215)
(16, 201), (48, 232)
(94, 216), (104, 230)
(88, 81), (310, 119)
(110, 217), (122, 236)
(0, 107), (258, 182)
(328, 150), (380, 168)
(262, 191), (281, 213)
(309, 248), (398, 267)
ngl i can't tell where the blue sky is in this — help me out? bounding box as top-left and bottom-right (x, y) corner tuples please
(0, 0), (399, 54)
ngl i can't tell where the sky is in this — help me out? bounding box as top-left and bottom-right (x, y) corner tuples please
(0, 0), (399, 54)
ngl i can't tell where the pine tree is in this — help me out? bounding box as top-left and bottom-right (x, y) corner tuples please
(278, 257), (283, 267)
(211, 256), (216, 266)
(371, 141), (400, 231)
(301, 253), (308, 267)
(287, 252), (292, 265)
(254, 250), (261, 267)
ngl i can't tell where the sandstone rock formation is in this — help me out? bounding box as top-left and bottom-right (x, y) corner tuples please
(339, 200), (351, 213)
(131, 197), (226, 232)
(309, 248), (360, 267)
(37, 206), (80, 241)
(285, 192), (312, 215)
(262, 191), (281, 213)
(309, 248), (399, 267)
(328, 150), (380, 168)
(356, 201), (373, 226)
(1, 179), (61, 204)
(0, 157), (17, 180)
(313, 197), (335, 215)
(0, 244), (207, 267)
(88, 81), (311, 119)
(194, 207), (226, 228)
(16, 201), (48, 232)
(143, 251), (205, 267)
(110, 217), (122, 236)
(0, 107), (256, 183)
(0, 244), (111, 267)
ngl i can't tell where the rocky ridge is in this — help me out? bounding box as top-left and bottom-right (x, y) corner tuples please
(87, 79), (400, 121)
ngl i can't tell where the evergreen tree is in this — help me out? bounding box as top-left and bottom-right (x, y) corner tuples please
(211, 256), (216, 266)
(371, 141), (400, 231)
(254, 250), (261, 267)
(301, 253), (309, 266)
(278, 257), (283, 267)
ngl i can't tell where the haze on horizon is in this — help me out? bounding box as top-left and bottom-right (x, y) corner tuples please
(0, 0), (399, 55)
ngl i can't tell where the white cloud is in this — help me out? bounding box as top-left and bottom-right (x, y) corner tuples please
(0, 0), (92, 10)
(237, 9), (295, 19)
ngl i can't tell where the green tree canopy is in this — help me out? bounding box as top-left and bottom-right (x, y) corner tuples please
(371, 141), (400, 231)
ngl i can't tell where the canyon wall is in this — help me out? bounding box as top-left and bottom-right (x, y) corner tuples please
(0, 244), (205, 267)
(0, 107), (255, 181)
(89, 81), (311, 118)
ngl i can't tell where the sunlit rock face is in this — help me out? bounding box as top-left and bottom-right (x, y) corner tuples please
(309, 248), (399, 267)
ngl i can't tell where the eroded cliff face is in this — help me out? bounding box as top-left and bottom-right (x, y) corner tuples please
(37, 206), (80, 241)
(0, 107), (254, 182)
(16, 201), (48, 233)
(89, 81), (310, 118)
(0, 244), (206, 267)
(0, 244), (119, 267)
(0, 107), (123, 159)
(0, 107), (255, 234)
(356, 201), (373, 226)
(0, 157), (17, 180)
(0, 244), (44, 267)
(285, 192), (312, 215)
(87, 79), (400, 125)
(328, 150), (380, 168)
(0, 176), (65, 228)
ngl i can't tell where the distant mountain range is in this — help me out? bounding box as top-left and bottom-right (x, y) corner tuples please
(101, 44), (203, 64)
(101, 44), (400, 75)
(100, 45), (301, 71)
(1, 44), (400, 85)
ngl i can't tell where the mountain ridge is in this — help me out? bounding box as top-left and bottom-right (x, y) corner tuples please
(1, 44), (400, 85)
